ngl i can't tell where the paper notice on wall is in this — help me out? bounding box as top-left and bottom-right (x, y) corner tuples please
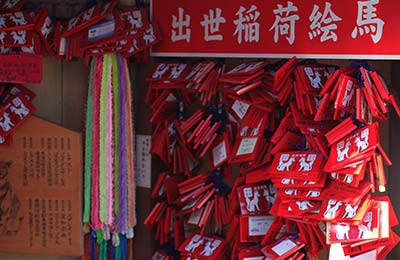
(0, 116), (83, 255)
(135, 134), (151, 188)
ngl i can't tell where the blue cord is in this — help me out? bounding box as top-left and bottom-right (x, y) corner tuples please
(120, 234), (127, 260)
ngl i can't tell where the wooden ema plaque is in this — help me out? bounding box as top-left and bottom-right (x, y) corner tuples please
(0, 116), (83, 255)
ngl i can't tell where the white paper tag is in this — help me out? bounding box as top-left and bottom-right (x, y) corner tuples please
(59, 37), (66, 56)
(244, 257), (264, 260)
(166, 93), (177, 102)
(248, 216), (274, 236)
(237, 137), (257, 156)
(227, 112), (238, 124)
(188, 157), (197, 171)
(243, 187), (253, 197)
(232, 100), (250, 119)
(318, 221), (326, 233)
(182, 194), (203, 210)
(350, 249), (377, 260)
(272, 238), (297, 256)
(188, 208), (204, 225)
(329, 243), (346, 260)
(135, 135), (151, 188)
(232, 84), (245, 91)
(88, 20), (115, 41)
(212, 140), (227, 166)
(158, 185), (165, 197)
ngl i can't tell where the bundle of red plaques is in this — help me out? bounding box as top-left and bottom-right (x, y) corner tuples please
(60, 1), (161, 61)
(0, 0), (161, 61)
(0, 84), (36, 146)
(0, 0), (53, 56)
(146, 58), (400, 260)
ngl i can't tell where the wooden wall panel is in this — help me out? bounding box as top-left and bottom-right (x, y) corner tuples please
(0, 253), (63, 260)
(141, 58), (397, 260)
(62, 61), (89, 132)
(132, 61), (157, 260)
(388, 61), (400, 259)
(0, 54), (398, 260)
(0, 58), (83, 260)
(0, 58), (63, 260)
(26, 57), (63, 125)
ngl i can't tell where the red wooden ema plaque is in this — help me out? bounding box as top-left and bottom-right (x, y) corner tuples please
(0, 116), (83, 255)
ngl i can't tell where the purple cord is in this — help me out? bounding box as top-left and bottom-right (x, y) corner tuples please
(117, 53), (128, 233)
(108, 240), (115, 260)
(90, 233), (96, 260)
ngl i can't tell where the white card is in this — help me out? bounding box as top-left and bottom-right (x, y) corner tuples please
(182, 194), (203, 210)
(135, 134), (152, 188)
(88, 20), (115, 40)
(59, 37), (66, 56)
(232, 100), (250, 119)
(244, 257), (264, 260)
(212, 140), (227, 166)
(188, 207), (204, 225)
(237, 137), (258, 156)
(329, 243), (345, 260)
(379, 201), (390, 238)
(272, 238), (297, 256)
(158, 185), (165, 197)
(248, 216), (274, 236)
(166, 93), (177, 102)
(188, 157), (198, 171)
(350, 249), (377, 260)
(243, 187), (253, 198)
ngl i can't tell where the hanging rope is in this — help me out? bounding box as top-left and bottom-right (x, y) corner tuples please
(83, 58), (95, 225)
(83, 53), (136, 259)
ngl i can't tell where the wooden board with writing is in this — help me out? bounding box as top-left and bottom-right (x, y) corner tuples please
(0, 116), (83, 256)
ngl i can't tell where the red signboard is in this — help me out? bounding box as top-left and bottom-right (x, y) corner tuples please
(0, 54), (42, 84)
(151, 0), (400, 59)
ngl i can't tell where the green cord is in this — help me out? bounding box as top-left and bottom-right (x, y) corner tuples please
(112, 53), (119, 217)
(83, 58), (95, 223)
(96, 229), (104, 244)
(99, 54), (110, 222)
(100, 240), (107, 260)
(115, 240), (121, 260)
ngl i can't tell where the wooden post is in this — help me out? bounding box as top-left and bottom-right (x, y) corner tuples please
(132, 60), (157, 259)
(120, 0), (136, 6)
(388, 61), (400, 259)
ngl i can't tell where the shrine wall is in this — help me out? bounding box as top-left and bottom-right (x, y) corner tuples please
(133, 57), (397, 260)
(0, 3), (398, 257)
(0, 58), (88, 260)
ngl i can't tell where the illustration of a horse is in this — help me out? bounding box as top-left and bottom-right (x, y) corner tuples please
(0, 161), (23, 236)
